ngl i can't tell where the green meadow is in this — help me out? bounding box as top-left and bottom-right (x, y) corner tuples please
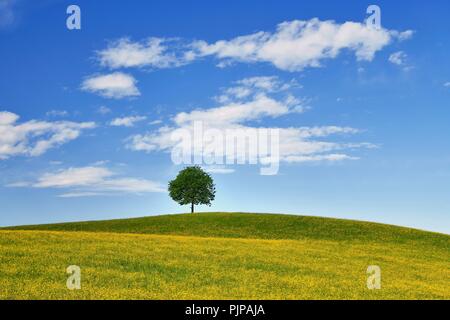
(1, 213), (449, 299)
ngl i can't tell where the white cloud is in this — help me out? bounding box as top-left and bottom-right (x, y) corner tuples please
(95, 19), (412, 73)
(236, 76), (291, 91)
(176, 76), (306, 127)
(188, 19), (413, 71)
(0, 111), (95, 160)
(174, 94), (299, 127)
(389, 51), (407, 65)
(58, 192), (107, 198)
(35, 166), (112, 188)
(97, 37), (189, 69)
(149, 119), (163, 125)
(6, 181), (29, 187)
(97, 106), (111, 115)
(215, 76), (300, 103)
(110, 115), (147, 127)
(0, 110), (19, 124)
(126, 77), (373, 169)
(276, 127), (373, 162)
(127, 123), (371, 167)
(393, 30), (414, 41)
(204, 166), (235, 174)
(46, 110), (69, 117)
(10, 166), (165, 197)
(81, 72), (140, 99)
(283, 154), (359, 163)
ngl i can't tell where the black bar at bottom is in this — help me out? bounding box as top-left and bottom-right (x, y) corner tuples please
(0, 300), (444, 318)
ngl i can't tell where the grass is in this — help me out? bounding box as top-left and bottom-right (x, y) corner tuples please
(1, 212), (449, 300)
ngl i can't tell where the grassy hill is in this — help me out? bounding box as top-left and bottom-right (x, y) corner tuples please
(1, 213), (449, 299)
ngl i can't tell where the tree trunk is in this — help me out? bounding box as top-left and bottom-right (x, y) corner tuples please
(191, 203), (194, 213)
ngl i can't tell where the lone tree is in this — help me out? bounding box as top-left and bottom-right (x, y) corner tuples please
(168, 166), (216, 213)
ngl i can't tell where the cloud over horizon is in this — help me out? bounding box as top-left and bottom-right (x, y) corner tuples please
(9, 165), (165, 197)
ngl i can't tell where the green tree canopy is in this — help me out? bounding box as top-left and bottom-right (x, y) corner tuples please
(168, 166), (216, 213)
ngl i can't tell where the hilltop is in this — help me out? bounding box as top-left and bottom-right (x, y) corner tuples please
(1, 213), (449, 299)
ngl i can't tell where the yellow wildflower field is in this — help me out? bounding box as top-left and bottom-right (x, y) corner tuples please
(0, 213), (449, 300)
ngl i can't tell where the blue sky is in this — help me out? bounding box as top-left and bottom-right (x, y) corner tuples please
(1, 0), (449, 234)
